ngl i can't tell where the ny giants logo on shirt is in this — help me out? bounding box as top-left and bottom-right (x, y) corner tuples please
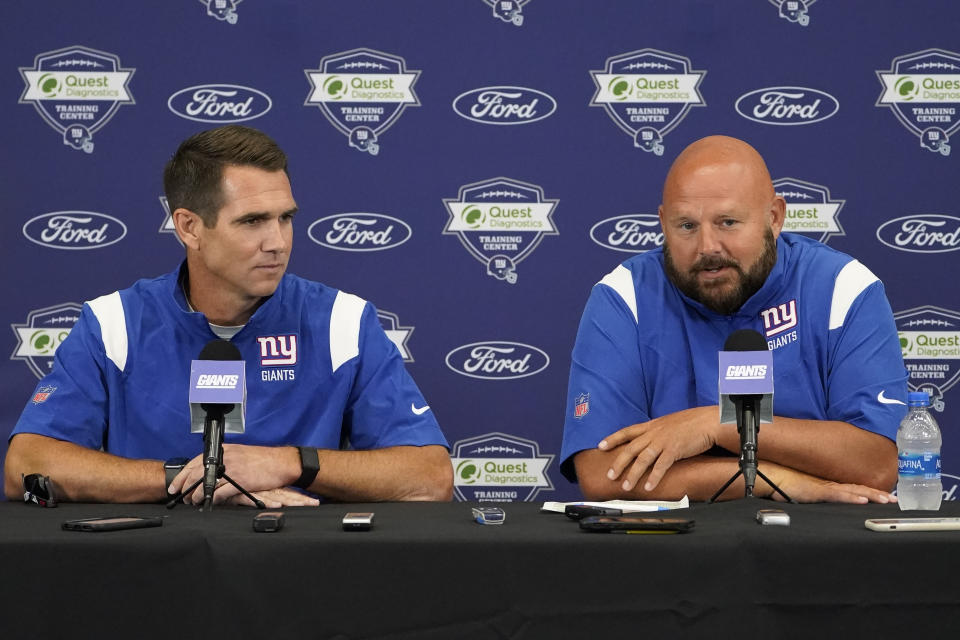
(761, 300), (798, 336)
(256, 335), (298, 366)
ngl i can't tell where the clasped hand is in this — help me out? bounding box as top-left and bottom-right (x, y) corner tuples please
(167, 443), (319, 507)
(597, 406), (719, 492)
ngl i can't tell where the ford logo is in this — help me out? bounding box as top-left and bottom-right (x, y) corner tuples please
(452, 86), (557, 125)
(734, 86), (839, 126)
(589, 214), (663, 253)
(307, 213), (412, 252)
(167, 84), (272, 123)
(23, 211), (127, 250)
(445, 341), (550, 380)
(876, 215), (960, 253)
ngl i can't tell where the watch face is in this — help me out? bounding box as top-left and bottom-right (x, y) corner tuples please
(165, 457), (189, 469)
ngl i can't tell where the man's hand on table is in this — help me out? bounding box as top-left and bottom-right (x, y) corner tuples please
(168, 444), (318, 506)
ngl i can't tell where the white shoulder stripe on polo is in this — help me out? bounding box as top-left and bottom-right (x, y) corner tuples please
(597, 265), (638, 324)
(829, 260), (879, 330)
(330, 291), (367, 373)
(87, 291), (128, 371)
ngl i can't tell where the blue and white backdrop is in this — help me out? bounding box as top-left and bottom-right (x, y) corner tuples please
(3, 1), (959, 502)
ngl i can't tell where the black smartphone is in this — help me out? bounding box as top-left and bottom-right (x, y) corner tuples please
(564, 504), (623, 520)
(253, 511), (285, 533)
(62, 516), (164, 532)
(579, 516), (695, 533)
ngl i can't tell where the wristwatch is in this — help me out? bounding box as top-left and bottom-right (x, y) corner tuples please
(294, 446), (320, 489)
(164, 457), (189, 496)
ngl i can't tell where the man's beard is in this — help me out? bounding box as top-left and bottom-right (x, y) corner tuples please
(663, 228), (777, 315)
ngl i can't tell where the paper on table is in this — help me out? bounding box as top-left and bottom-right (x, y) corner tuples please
(541, 496), (689, 513)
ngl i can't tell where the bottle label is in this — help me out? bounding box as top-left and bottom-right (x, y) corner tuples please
(897, 453), (941, 479)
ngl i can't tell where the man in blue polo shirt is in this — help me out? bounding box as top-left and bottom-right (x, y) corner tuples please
(561, 135), (907, 503)
(5, 125), (452, 506)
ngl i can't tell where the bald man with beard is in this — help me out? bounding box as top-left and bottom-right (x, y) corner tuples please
(560, 135), (908, 503)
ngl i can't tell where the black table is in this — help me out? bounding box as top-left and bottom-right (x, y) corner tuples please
(2, 499), (958, 638)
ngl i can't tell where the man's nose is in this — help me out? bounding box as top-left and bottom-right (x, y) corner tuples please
(697, 224), (722, 256)
(261, 219), (287, 253)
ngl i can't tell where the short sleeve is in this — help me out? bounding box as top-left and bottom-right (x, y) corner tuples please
(560, 277), (649, 482)
(342, 304), (449, 451)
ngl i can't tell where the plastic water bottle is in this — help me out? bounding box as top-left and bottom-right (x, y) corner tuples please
(897, 391), (942, 511)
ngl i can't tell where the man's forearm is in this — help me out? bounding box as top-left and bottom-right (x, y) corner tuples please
(712, 415), (897, 490)
(4, 434), (166, 503)
(306, 445), (453, 502)
(575, 448), (755, 502)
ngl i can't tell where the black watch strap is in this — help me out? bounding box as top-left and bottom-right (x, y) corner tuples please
(294, 446), (320, 489)
(164, 457), (189, 496)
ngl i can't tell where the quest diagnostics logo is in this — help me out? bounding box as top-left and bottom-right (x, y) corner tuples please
(590, 48), (705, 154)
(443, 177), (557, 284)
(877, 49), (960, 156)
(452, 86), (556, 125)
(305, 48), (420, 155)
(735, 87), (839, 126)
(451, 432), (553, 502)
(308, 213), (412, 252)
(589, 214), (663, 253)
(774, 178), (845, 244)
(769, 0), (816, 27)
(896, 305), (960, 412)
(876, 215), (960, 253)
(482, 0), (530, 26)
(19, 45), (135, 153)
(11, 303), (82, 379)
(198, 0), (242, 24)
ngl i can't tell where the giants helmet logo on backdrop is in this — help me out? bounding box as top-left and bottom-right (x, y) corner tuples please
(769, 0), (816, 27)
(443, 177), (558, 284)
(11, 303), (82, 379)
(451, 432), (554, 502)
(895, 305), (960, 412)
(199, 0), (242, 24)
(305, 48), (420, 155)
(19, 45), (134, 153)
(876, 48), (960, 156)
(774, 178), (845, 244)
(590, 49), (706, 154)
(483, 0), (530, 26)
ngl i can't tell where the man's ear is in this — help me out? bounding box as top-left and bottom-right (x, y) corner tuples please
(769, 196), (786, 239)
(173, 208), (203, 250)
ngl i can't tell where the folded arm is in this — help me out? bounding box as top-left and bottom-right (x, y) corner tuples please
(169, 443), (453, 504)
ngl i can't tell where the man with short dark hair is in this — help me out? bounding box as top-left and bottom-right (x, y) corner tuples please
(561, 135), (907, 503)
(5, 125), (453, 506)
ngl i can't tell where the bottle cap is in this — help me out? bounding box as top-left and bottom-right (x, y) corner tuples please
(907, 391), (930, 407)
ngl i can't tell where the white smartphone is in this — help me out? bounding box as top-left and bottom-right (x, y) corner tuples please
(864, 517), (960, 532)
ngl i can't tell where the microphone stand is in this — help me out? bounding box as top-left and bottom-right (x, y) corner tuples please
(709, 395), (794, 503)
(167, 408), (265, 511)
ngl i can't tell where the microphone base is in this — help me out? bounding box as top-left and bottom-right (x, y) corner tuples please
(708, 467), (795, 504)
(166, 471), (266, 511)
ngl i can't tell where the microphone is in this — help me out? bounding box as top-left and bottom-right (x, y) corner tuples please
(189, 340), (245, 510)
(719, 329), (774, 497)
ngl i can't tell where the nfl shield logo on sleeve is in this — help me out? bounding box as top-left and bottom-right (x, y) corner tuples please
(574, 393), (590, 419)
